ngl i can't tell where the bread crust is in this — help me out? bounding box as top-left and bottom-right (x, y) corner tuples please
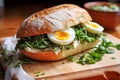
(17, 4), (92, 38)
(19, 40), (100, 61)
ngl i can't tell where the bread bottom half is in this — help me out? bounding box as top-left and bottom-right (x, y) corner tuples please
(20, 40), (100, 61)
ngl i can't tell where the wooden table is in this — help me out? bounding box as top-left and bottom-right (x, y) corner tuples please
(0, 4), (120, 80)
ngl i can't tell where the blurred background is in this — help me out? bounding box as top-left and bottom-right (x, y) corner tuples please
(4, 0), (120, 7)
(0, 0), (119, 20)
(0, 0), (120, 37)
(0, 0), (120, 19)
(1, 0), (117, 18)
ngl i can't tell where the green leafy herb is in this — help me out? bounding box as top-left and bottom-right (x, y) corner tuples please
(72, 25), (101, 43)
(103, 33), (107, 37)
(89, 3), (120, 12)
(16, 24), (101, 51)
(68, 38), (120, 65)
(14, 61), (22, 68)
(34, 71), (45, 77)
(77, 53), (95, 64)
(16, 34), (73, 51)
(77, 52), (102, 65)
(0, 49), (33, 68)
(111, 57), (116, 59)
(34, 72), (40, 77)
(14, 59), (33, 68)
(40, 73), (45, 76)
(1, 48), (7, 56)
(0, 49), (14, 64)
(77, 38), (116, 65)
(67, 55), (75, 62)
(62, 62), (65, 64)
(114, 44), (120, 50)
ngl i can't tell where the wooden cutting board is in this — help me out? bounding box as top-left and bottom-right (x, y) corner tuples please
(1, 33), (120, 80)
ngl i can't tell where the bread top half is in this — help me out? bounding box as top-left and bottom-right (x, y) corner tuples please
(16, 4), (92, 38)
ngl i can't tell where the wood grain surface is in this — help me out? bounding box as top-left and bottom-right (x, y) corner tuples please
(21, 34), (120, 80)
(0, 33), (120, 80)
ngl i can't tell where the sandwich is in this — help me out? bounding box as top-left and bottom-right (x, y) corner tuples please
(16, 4), (104, 61)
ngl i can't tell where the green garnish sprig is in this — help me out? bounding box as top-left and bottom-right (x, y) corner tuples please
(73, 25), (101, 43)
(0, 48), (33, 68)
(14, 58), (33, 68)
(68, 38), (120, 65)
(0, 49), (15, 64)
(113, 44), (120, 50)
(67, 55), (75, 62)
(34, 71), (45, 77)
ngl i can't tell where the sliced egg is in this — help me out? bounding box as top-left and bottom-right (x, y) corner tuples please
(83, 21), (104, 34)
(47, 28), (75, 45)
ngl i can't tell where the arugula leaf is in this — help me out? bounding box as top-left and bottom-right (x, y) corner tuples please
(77, 52), (102, 65)
(114, 44), (120, 50)
(16, 24), (101, 51)
(0, 49), (14, 64)
(68, 38), (120, 65)
(67, 55), (75, 62)
(72, 25), (101, 43)
(1, 48), (7, 56)
(14, 59), (33, 68)
(14, 61), (22, 68)
(95, 38), (114, 54)
(77, 53), (96, 65)
(89, 52), (102, 61)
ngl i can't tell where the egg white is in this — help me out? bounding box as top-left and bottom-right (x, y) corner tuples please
(47, 28), (75, 45)
(83, 22), (104, 34)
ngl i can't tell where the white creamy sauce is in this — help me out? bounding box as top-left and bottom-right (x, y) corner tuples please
(25, 47), (42, 53)
(25, 47), (60, 55)
(72, 40), (79, 49)
(53, 47), (61, 55)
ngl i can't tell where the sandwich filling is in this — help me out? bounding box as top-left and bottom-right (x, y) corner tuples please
(16, 22), (104, 54)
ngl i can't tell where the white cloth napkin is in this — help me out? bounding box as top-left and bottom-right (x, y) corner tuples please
(1, 35), (34, 80)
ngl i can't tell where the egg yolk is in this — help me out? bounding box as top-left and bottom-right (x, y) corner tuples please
(54, 31), (69, 40)
(88, 22), (99, 28)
